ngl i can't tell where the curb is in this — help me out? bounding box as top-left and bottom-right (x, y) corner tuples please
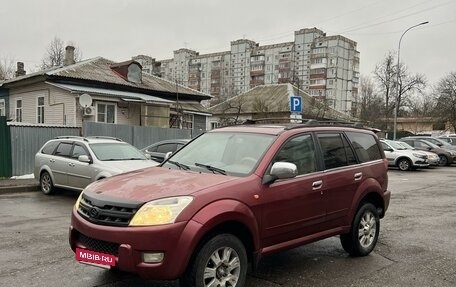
(0, 185), (40, 195)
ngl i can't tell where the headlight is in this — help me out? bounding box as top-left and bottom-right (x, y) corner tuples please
(129, 196), (193, 226)
(450, 151), (456, 156)
(412, 153), (425, 159)
(75, 192), (83, 210)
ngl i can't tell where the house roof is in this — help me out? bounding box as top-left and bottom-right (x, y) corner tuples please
(46, 82), (173, 104)
(2, 57), (211, 100)
(209, 83), (351, 120)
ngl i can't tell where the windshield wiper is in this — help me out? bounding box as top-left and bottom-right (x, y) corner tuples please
(168, 160), (191, 170)
(194, 163), (226, 175)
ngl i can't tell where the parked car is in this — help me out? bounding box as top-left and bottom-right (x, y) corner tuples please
(438, 136), (456, 146)
(380, 139), (429, 171)
(70, 123), (390, 286)
(34, 136), (159, 194)
(402, 136), (456, 151)
(399, 138), (456, 166)
(396, 141), (440, 166)
(141, 139), (190, 162)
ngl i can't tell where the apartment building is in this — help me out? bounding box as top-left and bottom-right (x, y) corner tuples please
(134, 27), (359, 114)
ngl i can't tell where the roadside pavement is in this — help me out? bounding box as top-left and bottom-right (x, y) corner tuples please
(0, 178), (39, 194)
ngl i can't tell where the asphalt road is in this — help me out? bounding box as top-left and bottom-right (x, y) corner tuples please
(1, 167), (455, 287)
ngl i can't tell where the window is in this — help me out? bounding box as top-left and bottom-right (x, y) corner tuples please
(54, 142), (73, 157)
(97, 103), (116, 124)
(318, 133), (357, 169)
(0, 99), (5, 116)
(16, 99), (23, 122)
(37, 96), (45, 123)
(210, 122), (220, 130)
(157, 143), (178, 153)
(346, 132), (382, 163)
(273, 134), (317, 175)
(41, 141), (59, 155)
(71, 144), (89, 159)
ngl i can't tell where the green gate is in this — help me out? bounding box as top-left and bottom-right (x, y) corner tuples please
(0, 116), (12, 177)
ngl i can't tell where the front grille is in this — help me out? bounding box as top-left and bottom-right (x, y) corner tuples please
(78, 232), (119, 256)
(78, 195), (139, 226)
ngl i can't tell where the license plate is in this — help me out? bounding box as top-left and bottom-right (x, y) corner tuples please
(75, 248), (116, 267)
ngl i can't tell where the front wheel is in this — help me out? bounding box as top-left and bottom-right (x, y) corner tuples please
(340, 203), (380, 257)
(397, 158), (412, 171)
(181, 234), (248, 287)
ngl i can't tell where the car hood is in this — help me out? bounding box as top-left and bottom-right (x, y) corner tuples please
(103, 160), (160, 173)
(84, 167), (238, 203)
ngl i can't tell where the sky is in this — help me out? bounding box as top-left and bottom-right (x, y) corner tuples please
(1, 0), (455, 86)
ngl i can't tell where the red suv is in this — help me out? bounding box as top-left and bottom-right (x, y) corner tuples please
(69, 123), (390, 287)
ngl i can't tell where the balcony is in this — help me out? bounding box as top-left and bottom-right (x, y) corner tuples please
(311, 53), (327, 59)
(279, 57), (290, 62)
(309, 85), (326, 89)
(250, 70), (265, 76)
(310, 73), (326, 79)
(278, 78), (291, 84)
(250, 79), (265, 87)
(310, 63), (327, 69)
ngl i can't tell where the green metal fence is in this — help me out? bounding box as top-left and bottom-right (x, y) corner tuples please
(0, 116), (12, 177)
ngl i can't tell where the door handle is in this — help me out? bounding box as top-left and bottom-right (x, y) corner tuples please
(68, 163), (75, 167)
(49, 159), (55, 163)
(354, 172), (363, 181)
(312, 180), (323, 190)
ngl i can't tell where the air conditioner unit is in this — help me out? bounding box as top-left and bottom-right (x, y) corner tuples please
(83, 106), (95, 117)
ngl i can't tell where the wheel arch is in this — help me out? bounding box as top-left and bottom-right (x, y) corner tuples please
(394, 156), (412, 167)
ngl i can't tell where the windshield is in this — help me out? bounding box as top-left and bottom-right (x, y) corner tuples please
(163, 132), (276, 176)
(387, 140), (407, 150)
(397, 142), (414, 150)
(421, 140), (439, 149)
(89, 143), (147, 161)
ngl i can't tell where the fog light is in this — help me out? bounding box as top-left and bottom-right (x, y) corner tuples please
(142, 252), (164, 263)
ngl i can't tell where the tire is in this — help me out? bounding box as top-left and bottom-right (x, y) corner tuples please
(180, 234), (248, 287)
(438, 155), (449, 166)
(340, 203), (380, 257)
(40, 171), (55, 195)
(397, 158), (412, 171)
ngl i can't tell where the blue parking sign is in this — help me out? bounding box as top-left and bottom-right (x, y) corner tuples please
(290, 96), (302, 113)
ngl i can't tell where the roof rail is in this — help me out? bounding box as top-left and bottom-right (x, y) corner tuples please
(54, 136), (83, 140)
(85, 136), (123, 142)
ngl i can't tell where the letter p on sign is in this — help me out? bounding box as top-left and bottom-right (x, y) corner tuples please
(290, 96), (302, 113)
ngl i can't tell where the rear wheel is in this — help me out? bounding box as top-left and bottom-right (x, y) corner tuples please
(438, 155), (449, 166)
(181, 234), (248, 287)
(397, 158), (412, 171)
(340, 203), (379, 256)
(40, 171), (55, 195)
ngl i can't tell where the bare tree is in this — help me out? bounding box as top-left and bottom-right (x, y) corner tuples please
(41, 37), (82, 69)
(374, 52), (396, 129)
(0, 57), (15, 80)
(358, 76), (385, 127)
(218, 94), (248, 126)
(434, 72), (456, 132)
(395, 64), (426, 115)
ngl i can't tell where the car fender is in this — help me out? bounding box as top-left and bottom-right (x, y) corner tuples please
(171, 199), (261, 276)
(38, 165), (55, 183)
(394, 156), (412, 166)
(346, 177), (384, 226)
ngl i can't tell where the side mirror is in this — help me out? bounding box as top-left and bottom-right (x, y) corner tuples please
(384, 148), (393, 152)
(164, 151), (172, 161)
(263, 162), (298, 184)
(78, 155), (91, 163)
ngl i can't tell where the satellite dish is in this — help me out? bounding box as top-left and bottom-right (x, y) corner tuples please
(79, 94), (93, 108)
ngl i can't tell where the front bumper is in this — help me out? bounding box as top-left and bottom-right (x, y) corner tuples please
(69, 208), (202, 280)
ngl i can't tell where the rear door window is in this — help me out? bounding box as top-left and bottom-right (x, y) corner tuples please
(54, 142), (73, 157)
(345, 132), (382, 163)
(318, 133), (357, 169)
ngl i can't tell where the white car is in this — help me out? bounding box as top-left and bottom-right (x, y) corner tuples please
(34, 136), (159, 194)
(380, 139), (429, 171)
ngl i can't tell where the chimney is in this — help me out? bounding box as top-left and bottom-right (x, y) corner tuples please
(15, 62), (26, 77)
(64, 46), (76, 66)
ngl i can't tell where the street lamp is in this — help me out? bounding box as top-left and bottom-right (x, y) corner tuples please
(393, 21), (429, 140)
